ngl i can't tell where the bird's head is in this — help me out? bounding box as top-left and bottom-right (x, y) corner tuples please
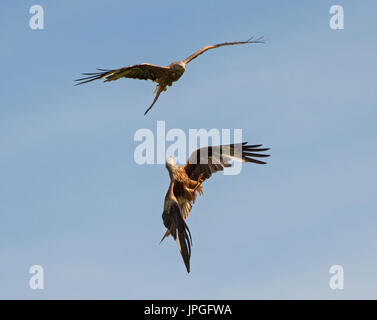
(171, 61), (186, 71)
(165, 156), (177, 172)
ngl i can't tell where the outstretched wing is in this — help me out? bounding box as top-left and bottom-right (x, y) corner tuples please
(75, 63), (170, 85)
(184, 142), (270, 181)
(183, 36), (264, 64)
(162, 186), (192, 273)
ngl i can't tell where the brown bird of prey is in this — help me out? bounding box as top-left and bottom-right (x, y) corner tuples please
(160, 142), (270, 273)
(75, 36), (264, 115)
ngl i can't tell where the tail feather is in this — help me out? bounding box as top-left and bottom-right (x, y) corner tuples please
(144, 85), (165, 115)
(159, 229), (170, 244)
(175, 224), (192, 273)
(162, 201), (192, 273)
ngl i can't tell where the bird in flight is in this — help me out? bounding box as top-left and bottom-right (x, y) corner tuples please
(160, 142), (270, 273)
(75, 36), (264, 115)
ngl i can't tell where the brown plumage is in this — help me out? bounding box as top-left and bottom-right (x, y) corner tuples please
(161, 142), (270, 273)
(75, 36), (264, 115)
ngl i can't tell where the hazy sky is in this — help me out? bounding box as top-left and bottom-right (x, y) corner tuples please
(1, 0), (377, 299)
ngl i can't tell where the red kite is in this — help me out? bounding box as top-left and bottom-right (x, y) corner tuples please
(160, 142), (270, 273)
(75, 36), (264, 115)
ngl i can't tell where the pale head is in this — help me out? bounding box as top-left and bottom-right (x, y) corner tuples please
(166, 156), (177, 173)
(170, 61), (186, 72)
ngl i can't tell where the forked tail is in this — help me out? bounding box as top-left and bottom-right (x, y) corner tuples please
(144, 84), (165, 115)
(159, 229), (170, 244)
(161, 201), (192, 273)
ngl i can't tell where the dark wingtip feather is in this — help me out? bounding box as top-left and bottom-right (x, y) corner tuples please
(74, 69), (109, 85)
(243, 152), (270, 158)
(241, 143), (271, 164)
(74, 77), (100, 86)
(243, 157), (268, 165)
(246, 35), (265, 43)
(243, 144), (263, 149)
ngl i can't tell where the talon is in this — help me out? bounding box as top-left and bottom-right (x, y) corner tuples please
(193, 173), (205, 192)
(194, 184), (203, 195)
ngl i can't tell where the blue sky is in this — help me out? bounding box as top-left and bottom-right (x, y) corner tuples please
(1, 0), (377, 299)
